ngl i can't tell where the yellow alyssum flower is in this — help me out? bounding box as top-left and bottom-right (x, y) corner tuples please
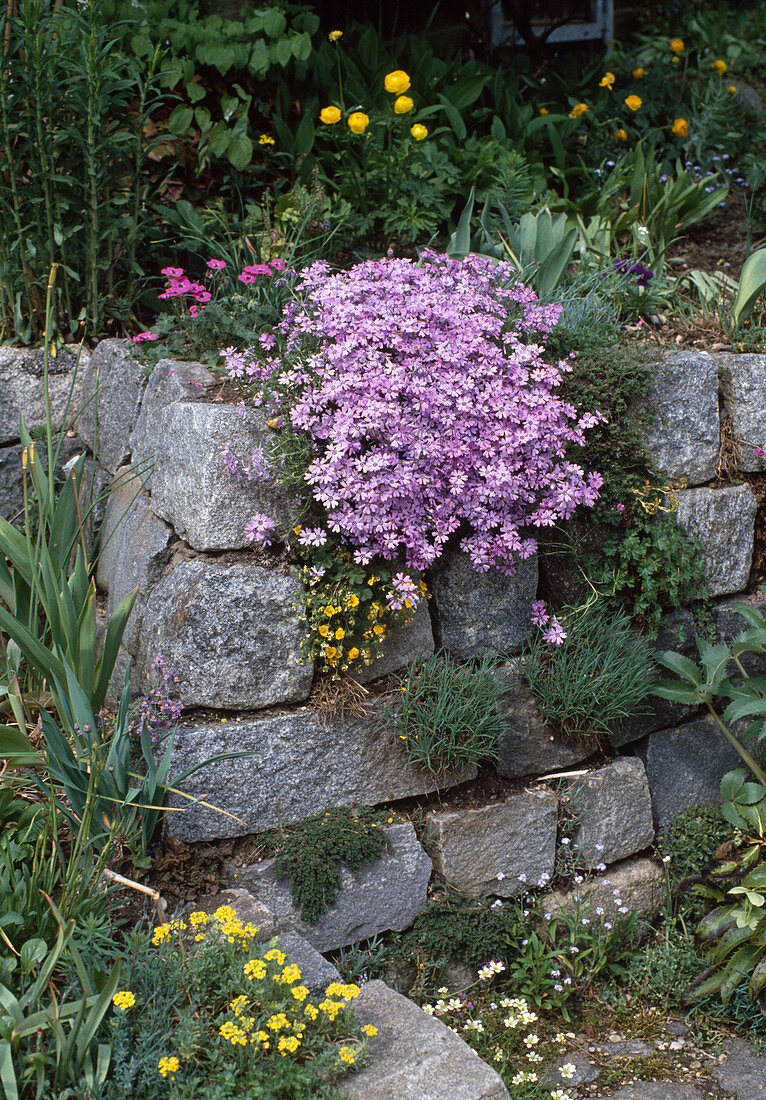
(599, 72), (615, 89)
(158, 1056), (180, 1078)
(112, 990), (135, 1011)
(614, 128), (628, 140)
(384, 70), (410, 94)
(670, 38), (684, 53)
(712, 58), (728, 75)
(267, 1013), (289, 1031)
(320, 105), (341, 125)
(277, 964), (302, 985)
(244, 958), (267, 980)
(338, 1046), (356, 1064)
(348, 111), (369, 134)
(291, 985), (310, 1002)
(624, 94), (642, 111)
(328, 30), (343, 42)
(265, 949), (286, 965)
(230, 995), (249, 1016)
(259, 134), (275, 145)
(189, 911), (208, 926)
(394, 94), (414, 114)
(569, 102), (588, 119)
(672, 117), (688, 137)
(304, 1003), (319, 1020)
(361, 1024), (378, 1036)
(410, 123), (428, 140)
(632, 67), (646, 78)
(278, 1035), (301, 1055)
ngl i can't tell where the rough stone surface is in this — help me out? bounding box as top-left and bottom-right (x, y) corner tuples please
(356, 600), (435, 684)
(711, 1037), (766, 1099)
(95, 470), (174, 655)
(547, 856), (665, 919)
(135, 559), (312, 710)
(149, 401), (294, 551)
(640, 351), (719, 485)
(493, 661), (590, 777)
(427, 792), (558, 897)
(718, 353), (766, 473)
(129, 358), (216, 468)
(0, 345), (88, 445)
(636, 716), (743, 825)
(674, 484), (757, 597)
(77, 340), (148, 473)
(271, 931), (341, 994)
(344, 980), (510, 1100)
(592, 1085), (702, 1100)
(164, 702), (475, 841)
(566, 758), (654, 868)
(231, 825), (432, 952)
(430, 550), (537, 659)
(539, 1054), (600, 1088)
(213, 888), (280, 941)
(612, 612), (699, 747)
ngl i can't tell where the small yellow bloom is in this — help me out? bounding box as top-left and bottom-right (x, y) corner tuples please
(348, 111), (369, 134)
(539, 107), (549, 115)
(324, 605), (337, 617)
(670, 38), (684, 53)
(112, 990), (135, 1011)
(384, 70), (410, 94)
(325, 646), (339, 659)
(712, 58), (728, 75)
(338, 1046), (356, 1064)
(328, 30), (343, 42)
(335, 627), (345, 640)
(361, 1024), (378, 1036)
(728, 84), (737, 95)
(632, 67), (646, 79)
(569, 102), (588, 119)
(373, 623), (385, 636)
(259, 134), (275, 145)
(624, 94), (642, 111)
(278, 1035), (301, 1055)
(599, 72), (615, 89)
(672, 117), (688, 137)
(318, 623), (329, 637)
(264, 949), (286, 965)
(346, 593), (360, 608)
(244, 958), (267, 981)
(347, 647), (360, 660)
(614, 128), (628, 140)
(291, 985), (310, 1001)
(320, 105), (342, 125)
(671, 56), (680, 64)
(158, 1056), (180, 1078)
(304, 1003), (319, 1020)
(189, 911), (209, 926)
(394, 94), (414, 114)
(410, 123), (428, 141)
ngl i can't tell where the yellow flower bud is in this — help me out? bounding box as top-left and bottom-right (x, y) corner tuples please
(632, 67), (646, 79)
(384, 70), (410, 94)
(328, 30), (343, 42)
(348, 111), (369, 134)
(624, 94), (642, 111)
(670, 38), (684, 54)
(394, 95), (414, 114)
(410, 123), (428, 141)
(712, 58), (727, 75)
(320, 105), (341, 125)
(672, 117), (688, 137)
(568, 102), (588, 119)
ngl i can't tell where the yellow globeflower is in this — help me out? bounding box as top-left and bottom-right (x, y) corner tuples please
(539, 106), (549, 115)
(328, 30), (343, 42)
(568, 102), (588, 119)
(632, 67), (646, 79)
(614, 127), (628, 140)
(599, 72), (615, 89)
(384, 70), (410, 94)
(319, 106), (341, 125)
(670, 38), (684, 53)
(712, 58), (728, 75)
(728, 84), (737, 95)
(410, 123), (428, 140)
(672, 117), (688, 137)
(624, 94), (642, 111)
(348, 111), (369, 134)
(394, 94), (414, 114)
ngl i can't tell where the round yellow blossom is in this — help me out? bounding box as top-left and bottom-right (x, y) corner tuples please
(347, 647), (360, 660)
(112, 990), (135, 1011)
(323, 605), (337, 616)
(320, 105), (341, 125)
(318, 623), (329, 637)
(672, 117), (688, 137)
(712, 58), (728, 75)
(328, 29), (343, 42)
(410, 123), (428, 140)
(361, 1024), (378, 1036)
(394, 94), (414, 114)
(304, 1003), (319, 1020)
(244, 958), (267, 981)
(230, 995), (249, 1015)
(277, 964), (302, 985)
(220, 1021), (247, 1046)
(373, 623), (385, 636)
(670, 38), (684, 53)
(614, 128), (628, 140)
(384, 70), (410, 94)
(189, 911), (209, 926)
(335, 627), (345, 640)
(348, 111), (370, 134)
(346, 593), (359, 608)
(278, 1035), (301, 1055)
(632, 67), (646, 79)
(158, 1056), (180, 1078)
(539, 107), (549, 115)
(671, 56), (680, 64)
(265, 949), (286, 965)
(291, 985), (310, 1002)
(259, 134), (275, 145)
(728, 84), (737, 95)
(338, 1046), (356, 1064)
(267, 1013), (289, 1031)
(624, 94), (642, 111)
(599, 72), (615, 89)
(568, 102), (588, 119)
(325, 646), (339, 660)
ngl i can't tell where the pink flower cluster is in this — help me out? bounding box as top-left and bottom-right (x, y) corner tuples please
(233, 251), (603, 575)
(158, 267), (212, 307)
(238, 258), (287, 284)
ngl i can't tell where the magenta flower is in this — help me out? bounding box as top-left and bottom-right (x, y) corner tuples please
(160, 266), (184, 277)
(542, 617), (567, 646)
(206, 259), (227, 270)
(530, 600), (550, 627)
(245, 512), (276, 545)
(130, 331), (158, 343)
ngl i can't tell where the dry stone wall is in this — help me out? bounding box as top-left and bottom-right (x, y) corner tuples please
(1, 340), (764, 951)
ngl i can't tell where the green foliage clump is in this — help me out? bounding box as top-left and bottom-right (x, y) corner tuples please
(388, 652), (502, 775)
(521, 602), (655, 747)
(269, 808), (391, 924)
(657, 804), (732, 884)
(402, 892), (511, 970)
(627, 921), (706, 1009)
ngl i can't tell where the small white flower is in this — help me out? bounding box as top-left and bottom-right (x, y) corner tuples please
(490, 898), (504, 909)
(560, 1063), (576, 1079)
(527, 1051), (543, 1062)
(496, 871), (506, 881)
(523, 1033), (540, 1047)
(560, 838), (570, 845)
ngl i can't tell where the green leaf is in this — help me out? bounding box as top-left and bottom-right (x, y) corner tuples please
(264, 8), (287, 38)
(734, 248), (766, 327)
(448, 188), (475, 258)
(186, 81), (207, 104)
(168, 105), (194, 135)
(294, 112), (314, 157)
(654, 649), (704, 686)
(437, 94), (467, 141)
(227, 132), (253, 170)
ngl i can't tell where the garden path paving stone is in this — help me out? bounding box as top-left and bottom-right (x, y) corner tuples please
(590, 1085), (704, 1099)
(710, 1038), (766, 1099)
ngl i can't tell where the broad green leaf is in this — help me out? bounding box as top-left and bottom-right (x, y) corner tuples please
(228, 132), (253, 170)
(168, 105), (194, 135)
(734, 248), (766, 327)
